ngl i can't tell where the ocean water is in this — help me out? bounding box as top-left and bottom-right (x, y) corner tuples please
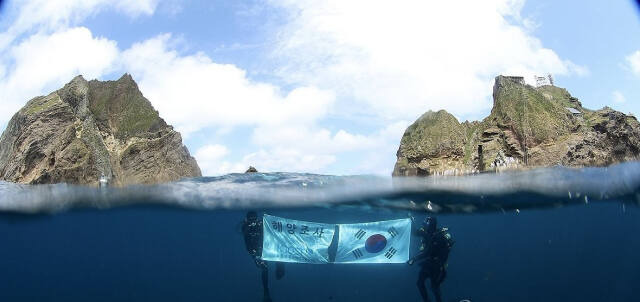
(1, 162), (639, 302)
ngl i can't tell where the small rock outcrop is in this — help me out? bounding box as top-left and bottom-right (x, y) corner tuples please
(393, 75), (640, 176)
(0, 74), (201, 186)
(245, 166), (258, 173)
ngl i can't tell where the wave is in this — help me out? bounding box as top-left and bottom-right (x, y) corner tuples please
(1, 162), (639, 214)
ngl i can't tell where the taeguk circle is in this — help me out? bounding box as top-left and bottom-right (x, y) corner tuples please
(365, 234), (387, 253)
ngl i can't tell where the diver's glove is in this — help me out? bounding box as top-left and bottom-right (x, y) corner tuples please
(407, 258), (415, 265)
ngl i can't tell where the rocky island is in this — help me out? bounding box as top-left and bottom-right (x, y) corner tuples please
(393, 75), (640, 176)
(0, 74), (201, 186)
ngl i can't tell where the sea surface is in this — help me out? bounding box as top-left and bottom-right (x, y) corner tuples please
(1, 162), (639, 302)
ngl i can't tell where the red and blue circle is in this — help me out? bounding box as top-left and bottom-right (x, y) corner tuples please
(365, 234), (387, 253)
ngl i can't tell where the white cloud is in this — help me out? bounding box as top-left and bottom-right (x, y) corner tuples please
(196, 145), (337, 175)
(7, 0), (157, 33)
(121, 34), (335, 136)
(269, 0), (588, 121)
(352, 120), (409, 174)
(565, 61), (590, 77)
(612, 91), (626, 104)
(251, 126), (377, 154)
(0, 27), (119, 123)
(0, 0), (158, 52)
(627, 50), (640, 76)
(238, 148), (337, 174)
(207, 121), (410, 175)
(194, 144), (231, 176)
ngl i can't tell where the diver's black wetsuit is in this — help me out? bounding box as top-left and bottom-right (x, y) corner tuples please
(409, 217), (453, 302)
(242, 212), (284, 302)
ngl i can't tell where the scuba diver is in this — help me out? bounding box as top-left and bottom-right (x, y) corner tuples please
(242, 211), (285, 302)
(407, 216), (454, 302)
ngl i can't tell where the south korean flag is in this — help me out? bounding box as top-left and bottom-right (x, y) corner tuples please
(335, 218), (411, 263)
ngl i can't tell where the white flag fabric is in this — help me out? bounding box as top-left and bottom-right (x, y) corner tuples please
(335, 218), (411, 263)
(261, 214), (336, 263)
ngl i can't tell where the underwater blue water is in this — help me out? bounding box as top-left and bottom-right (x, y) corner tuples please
(1, 162), (640, 301)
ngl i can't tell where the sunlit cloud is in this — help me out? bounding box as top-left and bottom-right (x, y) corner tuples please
(627, 50), (640, 76)
(0, 27), (118, 123)
(612, 90), (626, 104)
(269, 0), (588, 121)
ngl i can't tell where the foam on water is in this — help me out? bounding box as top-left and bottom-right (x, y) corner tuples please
(1, 161), (639, 214)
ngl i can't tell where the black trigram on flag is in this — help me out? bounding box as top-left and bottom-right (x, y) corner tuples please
(384, 247), (397, 259)
(388, 227), (398, 238)
(354, 229), (366, 240)
(352, 248), (364, 259)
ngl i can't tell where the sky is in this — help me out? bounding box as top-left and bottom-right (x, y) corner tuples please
(0, 0), (639, 176)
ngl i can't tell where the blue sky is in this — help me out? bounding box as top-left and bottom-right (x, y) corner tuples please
(1, 0), (639, 176)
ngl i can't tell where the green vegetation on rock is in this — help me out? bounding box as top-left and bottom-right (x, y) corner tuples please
(394, 75), (640, 176)
(0, 74), (201, 186)
(88, 74), (165, 140)
(399, 110), (465, 158)
(23, 94), (62, 115)
(491, 76), (572, 145)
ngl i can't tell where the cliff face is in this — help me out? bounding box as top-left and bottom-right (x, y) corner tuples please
(0, 74), (201, 185)
(393, 75), (640, 176)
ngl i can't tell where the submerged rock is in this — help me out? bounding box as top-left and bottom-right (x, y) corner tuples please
(393, 75), (640, 176)
(0, 74), (201, 186)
